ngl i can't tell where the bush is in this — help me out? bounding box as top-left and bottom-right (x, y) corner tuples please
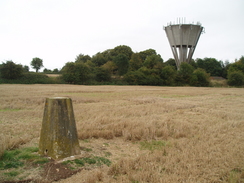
(0, 72), (59, 84)
(123, 70), (146, 85)
(227, 71), (244, 87)
(0, 61), (23, 80)
(95, 67), (111, 82)
(124, 68), (162, 86)
(177, 62), (194, 85)
(62, 62), (91, 84)
(160, 65), (176, 86)
(190, 68), (210, 87)
(143, 74), (162, 86)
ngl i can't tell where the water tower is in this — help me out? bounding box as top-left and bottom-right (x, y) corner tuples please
(164, 19), (204, 69)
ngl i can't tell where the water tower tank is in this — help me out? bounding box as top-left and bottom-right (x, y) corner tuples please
(164, 20), (204, 69)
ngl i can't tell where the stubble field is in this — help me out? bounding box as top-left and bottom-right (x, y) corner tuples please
(0, 84), (244, 183)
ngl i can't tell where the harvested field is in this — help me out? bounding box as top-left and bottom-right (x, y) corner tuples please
(0, 84), (244, 182)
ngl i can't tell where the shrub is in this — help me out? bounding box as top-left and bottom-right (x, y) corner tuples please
(227, 71), (244, 87)
(143, 74), (162, 86)
(123, 70), (146, 85)
(0, 72), (59, 84)
(62, 62), (91, 84)
(0, 61), (23, 80)
(177, 62), (194, 85)
(21, 73), (55, 84)
(95, 67), (111, 82)
(190, 68), (210, 87)
(113, 54), (129, 76)
(124, 69), (162, 86)
(160, 65), (176, 86)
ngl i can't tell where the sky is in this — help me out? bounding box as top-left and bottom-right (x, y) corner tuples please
(0, 0), (243, 71)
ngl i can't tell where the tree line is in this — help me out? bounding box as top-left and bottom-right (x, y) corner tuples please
(0, 45), (244, 86)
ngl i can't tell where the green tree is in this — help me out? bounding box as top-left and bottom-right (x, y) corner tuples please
(124, 70), (146, 85)
(110, 45), (133, 60)
(129, 53), (143, 71)
(0, 61), (24, 79)
(101, 49), (113, 61)
(43, 68), (52, 73)
(75, 54), (91, 63)
(137, 66), (163, 85)
(62, 62), (91, 84)
(220, 60), (230, 78)
(190, 68), (210, 87)
(91, 53), (107, 66)
(160, 65), (177, 86)
(95, 67), (111, 82)
(226, 56), (244, 86)
(227, 71), (244, 87)
(53, 68), (59, 73)
(113, 54), (129, 76)
(177, 62), (194, 85)
(23, 65), (29, 72)
(189, 60), (198, 69)
(227, 56), (244, 73)
(31, 57), (43, 72)
(73, 62), (91, 84)
(101, 61), (117, 75)
(61, 62), (76, 83)
(139, 49), (157, 61)
(196, 58), (223, 76)
(143, 54), (163, 70)
(164, 58), (177, 69)
(84, 60), (96, 70)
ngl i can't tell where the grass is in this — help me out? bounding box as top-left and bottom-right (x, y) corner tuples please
(0, 146), (49, 181)
(228, 168), (244, 183)
(0, 147), (48, 169)
(4, 170), (20, 177)
(1, 84), (244, 182)
(62, 156), (111, 169)
(0, 108), (20, 112)
(139, 140), (168, 151)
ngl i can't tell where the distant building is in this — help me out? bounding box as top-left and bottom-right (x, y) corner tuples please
(164, 19), (204, 69)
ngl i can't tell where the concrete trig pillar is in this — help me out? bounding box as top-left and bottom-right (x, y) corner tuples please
(39, 97), (80, 159)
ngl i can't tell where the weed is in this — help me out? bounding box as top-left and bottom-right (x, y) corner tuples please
(0, 146), (49, 182)
(83, 148), (92, 152)
(104, 151), (112, 157)
(0, 147), (48, 170)
(139, 140), (168, 151)
(1, 149), (21, 160)
(23, 147), (39, 153)
(74, 159), (85, 166)
(103, 143), (109, 146)
(93, 156), (111, 166)
(0, 149), (23, 169)
(0, 160), (24, 169)
(18, 153), (37, 160)
(4, 170), (20, 177)
(62, 160), (74, 166)
(33, 158), (49, 165)
(63, 156), (111, 169)
(228, 168), (243, 183)
(83, 157), (96, 164)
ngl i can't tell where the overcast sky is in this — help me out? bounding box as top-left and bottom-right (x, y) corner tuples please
(0, 0), (243, 71)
